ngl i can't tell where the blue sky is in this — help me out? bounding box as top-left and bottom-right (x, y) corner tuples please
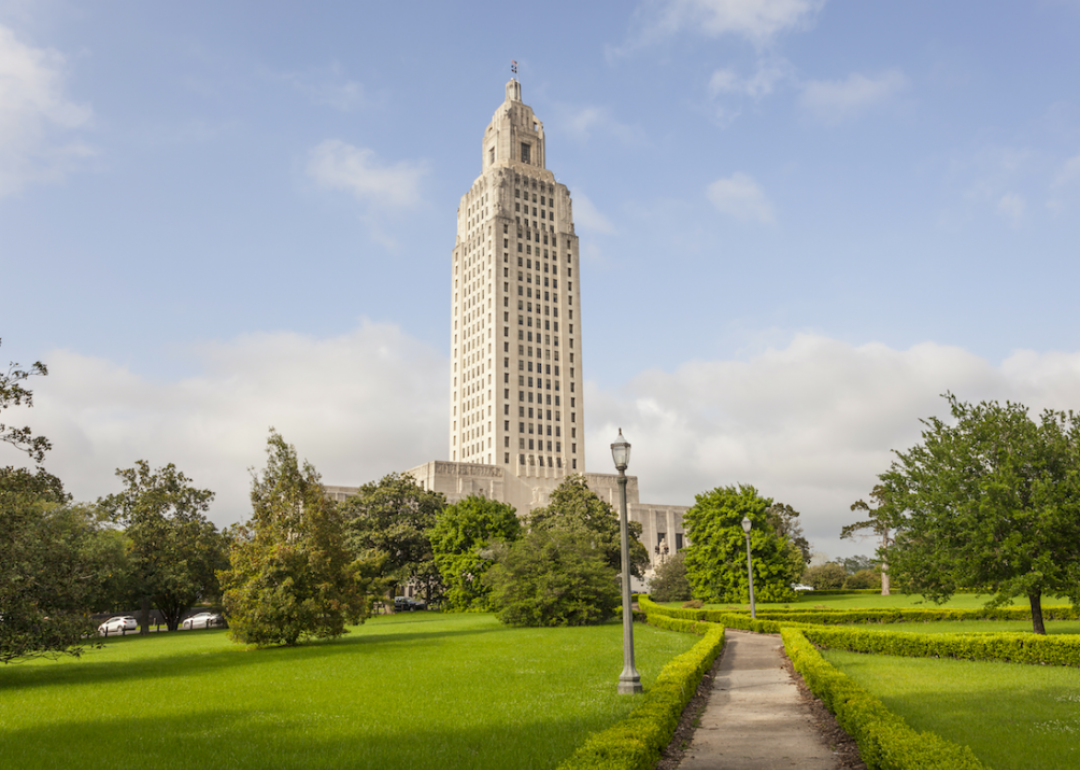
(3, 0), (1080, 560)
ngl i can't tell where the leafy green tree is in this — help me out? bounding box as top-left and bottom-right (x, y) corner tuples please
(341, 472), (446, 605)
(766, 502), (811, 566)
(1, 343), (51, 464)
(879, 394), (1080, 634)
(429, 495), (521, 611)
(684, 484), (802, 603)
(98, 461), (225, 631)
(648, 551), (691, 602)
(528, 474), (650, 578)
(844, 485), (895, 595)
(801, 562), (847, 590)
(844, 568), (882, 590)
(220, 431), (371, 646)
(485, 522), (619, 627)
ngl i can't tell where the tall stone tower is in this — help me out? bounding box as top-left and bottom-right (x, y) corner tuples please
(449, 78), (584, 480)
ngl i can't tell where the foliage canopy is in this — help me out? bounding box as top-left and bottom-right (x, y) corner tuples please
(880, 394), (1080, 634)
(429, 495), (520, 611)
(221, 431), (371, 646)
(683, 484), (802, 603)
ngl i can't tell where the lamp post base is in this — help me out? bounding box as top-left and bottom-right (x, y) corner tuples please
(618, 669), (643, 695)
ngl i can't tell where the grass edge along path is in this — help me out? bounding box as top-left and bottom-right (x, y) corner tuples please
(557, 615), (724, 770)
(781, 628), (988, 770)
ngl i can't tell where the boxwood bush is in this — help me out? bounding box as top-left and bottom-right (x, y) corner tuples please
(782, 628), (987, 770)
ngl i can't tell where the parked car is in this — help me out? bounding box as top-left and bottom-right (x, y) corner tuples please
(393, 597), (426, 612)
(792, 584), (815, 592)
(181, 612), (226, 630)
(98, 616), (138, 636)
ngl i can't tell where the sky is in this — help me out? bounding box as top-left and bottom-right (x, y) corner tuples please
(3, 0), (1080, 561)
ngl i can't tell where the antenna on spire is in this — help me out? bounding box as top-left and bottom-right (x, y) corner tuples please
(510, 60), (518, 75)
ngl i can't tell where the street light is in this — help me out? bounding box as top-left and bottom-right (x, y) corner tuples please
(611, 428), (642, 695)
(741, 516), (757, 620)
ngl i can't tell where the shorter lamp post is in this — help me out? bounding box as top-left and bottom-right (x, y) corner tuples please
(612, 429), (642, 695)
(741, 516), (756, 620)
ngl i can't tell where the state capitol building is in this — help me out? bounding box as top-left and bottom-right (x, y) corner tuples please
(327, 78), (688, 574)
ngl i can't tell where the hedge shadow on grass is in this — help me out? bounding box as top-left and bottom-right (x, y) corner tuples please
(0, 706), (607, 770)
(0, 621), (509, 693)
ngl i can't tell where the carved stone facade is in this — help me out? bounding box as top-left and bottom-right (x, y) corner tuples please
(326, 79), (688, 575)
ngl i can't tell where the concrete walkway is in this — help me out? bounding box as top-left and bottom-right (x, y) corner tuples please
(678, 630), (838, 770)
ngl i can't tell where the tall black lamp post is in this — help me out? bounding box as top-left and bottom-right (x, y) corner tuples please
(741, 516), (757, 620)
(612, 429), (642, 695)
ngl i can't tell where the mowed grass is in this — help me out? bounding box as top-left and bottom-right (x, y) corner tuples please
(846, 619), (1080, 635)
(822, 649), (1080, 770)
(0, 613), (698, 770)
(676, 593), (1075, 611)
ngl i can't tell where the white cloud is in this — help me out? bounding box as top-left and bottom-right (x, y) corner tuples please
(996, 192), (1026, 227)
(650, 0), (825, 44)
(1053, 153), (1080, 188)
(0, 23), (93, 197)
(706, 172), (776, 224)
(584, 333), (1080, 557)
(283, 64), (366, 112)
(572, 191), (616, 234)
(1, 321), (447, 528)
(800, 69), (908, 124)
(708, 59), (791, 98)
(10, 325), (1080, 561)
(559, 105), (645, 146)
(306, 139), (426, 209)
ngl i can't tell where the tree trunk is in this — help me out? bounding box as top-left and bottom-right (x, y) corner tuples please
(1029, 592), (1046, 635)
(139, 595), (151, 635)
(880, 564), (890, 596)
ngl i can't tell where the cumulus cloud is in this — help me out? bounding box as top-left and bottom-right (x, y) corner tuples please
(706, 172), (776, 223)
(559, 105), (645, 146)
(306, 139), (426, 209)
(0, 23), (94, 197)
(1, 322), (447, 528)
(584, 333), (1080, 558)
(800, 69), (908, 124)
(572, 191), (616, 234)
(633, 0), (825, 46)
(709, 58), (792, 99)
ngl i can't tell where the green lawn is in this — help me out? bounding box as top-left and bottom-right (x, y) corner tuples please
(821, 649), (1080, 770)
(678, 593), (1073, 611)
(0, 613), (697, 770)
(842, 619), (1080, 635)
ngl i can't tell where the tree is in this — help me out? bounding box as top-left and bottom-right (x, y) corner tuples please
(879, 394), (1080, 634)
(98, 461), (225, 632)
(844, 485), (895, 595)
(766, 502), (812, 566)
(341, 473), (445, 604)
(801, 562), (847, 590)
(220, 431), (371, 646)
(485, 522), (620, 627)
(527, 474), (651, 578)
(1, 342), (51, 464)
(429, 495), (521, 611)
(683, 484), (802, 603)
(649, 551), (691, 602)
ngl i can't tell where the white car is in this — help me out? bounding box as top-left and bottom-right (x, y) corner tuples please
(792, 584), (815, 592)
(181, 612), (225, 630)
(98, 616), (138, 636)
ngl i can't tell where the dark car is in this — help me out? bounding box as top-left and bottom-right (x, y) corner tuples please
(393, 597), (426, 612)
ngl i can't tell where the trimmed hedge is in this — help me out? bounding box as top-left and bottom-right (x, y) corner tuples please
(782, 629), (988, 770)
(556, 615), (724, 769)
(801, 625), (1080, 667)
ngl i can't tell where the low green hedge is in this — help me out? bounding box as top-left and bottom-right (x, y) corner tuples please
(637, 597), (799, 633)
(802, 625), (1080, 667)
(782, 629), (988, 770)
(556, 615), (724, 769)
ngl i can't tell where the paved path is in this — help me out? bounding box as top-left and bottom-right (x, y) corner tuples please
(678, 630), (838, 770)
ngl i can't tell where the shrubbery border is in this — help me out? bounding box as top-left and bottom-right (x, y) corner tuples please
(556, 612), (724, 769)
(782, 628), (988, 770)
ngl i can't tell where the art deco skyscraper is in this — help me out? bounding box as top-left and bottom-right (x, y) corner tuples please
(449, 78), (583, 479)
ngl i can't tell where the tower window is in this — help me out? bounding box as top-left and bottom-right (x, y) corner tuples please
(489, 147), (494, 165)
(520, 143), (531, 164)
